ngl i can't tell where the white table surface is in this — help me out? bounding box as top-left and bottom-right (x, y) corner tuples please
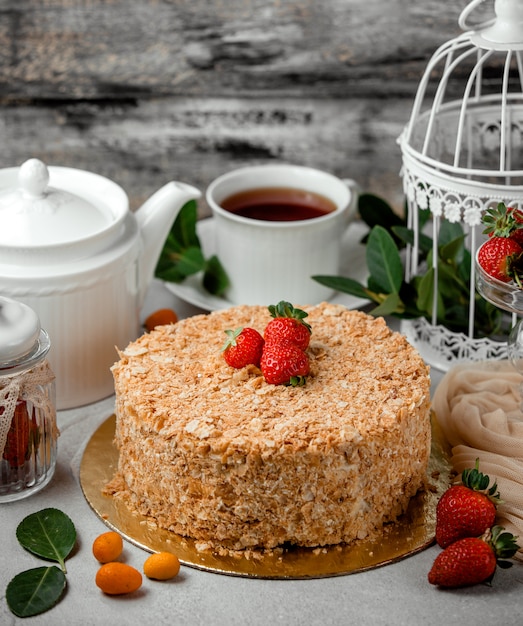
(2, 280), (522, 626)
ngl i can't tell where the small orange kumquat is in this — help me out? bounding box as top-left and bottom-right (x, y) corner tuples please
(144, 308), (178, 332)
(92, 531), (124, 564)
(95, 562), (143, 595)
(143, 551), (181, 580)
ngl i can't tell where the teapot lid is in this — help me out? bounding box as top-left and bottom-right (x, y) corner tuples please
(0, 159), (113, 247)
(0, 297), (41, 364)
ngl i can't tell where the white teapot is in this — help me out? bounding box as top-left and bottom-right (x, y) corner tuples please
(0, 159), (201, 409)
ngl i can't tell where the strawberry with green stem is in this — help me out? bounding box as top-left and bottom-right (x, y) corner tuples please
(479, 202), (523, 284)
(482, 202), (523, 243)
(436, 458), (500, 548)
(264, 301), (312, 351)
(222, 327), (264, 369)
(477, 237), (523, 283)
(428, 526), (519, 588)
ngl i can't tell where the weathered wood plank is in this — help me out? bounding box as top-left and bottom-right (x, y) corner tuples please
(0, 0), (463, 100)
(0, 96), (414, 212)
(0, 0), (477, 211)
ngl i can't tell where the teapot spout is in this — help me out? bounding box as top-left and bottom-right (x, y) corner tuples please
(135, 181), (201, 305)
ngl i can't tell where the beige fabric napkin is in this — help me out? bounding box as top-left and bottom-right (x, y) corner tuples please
(432, 360), (523, 560)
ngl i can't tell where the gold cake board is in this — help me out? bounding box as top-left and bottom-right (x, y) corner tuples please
(80, 415), (451, 579)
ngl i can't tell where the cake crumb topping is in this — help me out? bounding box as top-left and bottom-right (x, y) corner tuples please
(109, 302), (431, 552)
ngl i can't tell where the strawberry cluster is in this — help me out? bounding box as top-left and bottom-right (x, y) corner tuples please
(478, 203), (523, 284)
(428, 459), (519, 588)
(221, 301), (311, 386)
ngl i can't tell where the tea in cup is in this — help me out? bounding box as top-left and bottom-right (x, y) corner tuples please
(206, 164), (359, 305)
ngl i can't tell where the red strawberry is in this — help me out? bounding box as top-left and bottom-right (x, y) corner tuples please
(507, 206), (523, 246)
(428, 526), (519, 588)
(436, 459), (500, 548)
(477, 236), (522, 283)
(260, 340), (309, 385)
(2, 401), (31, 468)
(222, 327), (264, 369)
(264, 301), (311, 350)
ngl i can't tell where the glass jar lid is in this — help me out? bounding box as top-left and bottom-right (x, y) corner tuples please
(0, 297), (50, 372)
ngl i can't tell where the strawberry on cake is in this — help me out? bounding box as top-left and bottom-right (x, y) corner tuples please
(106, 301), (431, 552)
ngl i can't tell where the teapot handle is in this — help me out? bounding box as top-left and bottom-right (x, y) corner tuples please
(135, 182), (201, 307)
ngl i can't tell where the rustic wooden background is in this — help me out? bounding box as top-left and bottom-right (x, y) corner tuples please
(0, 0), (480, 214)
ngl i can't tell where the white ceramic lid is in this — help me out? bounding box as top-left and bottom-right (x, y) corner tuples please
(0, 297), (41, 363)
(0, 159), (112, 247)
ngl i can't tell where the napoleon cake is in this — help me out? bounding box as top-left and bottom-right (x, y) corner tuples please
(106, 302), (431, 552)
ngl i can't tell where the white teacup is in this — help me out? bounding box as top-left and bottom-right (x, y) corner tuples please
(206, 164), (359, 305)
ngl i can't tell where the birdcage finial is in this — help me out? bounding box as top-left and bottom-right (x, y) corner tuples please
(460, 0), (523, 48)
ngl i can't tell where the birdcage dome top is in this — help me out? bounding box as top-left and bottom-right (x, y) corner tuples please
(399, 0), (523, 224)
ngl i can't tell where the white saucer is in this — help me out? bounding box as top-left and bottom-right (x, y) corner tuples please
(164, 218), (370, 311)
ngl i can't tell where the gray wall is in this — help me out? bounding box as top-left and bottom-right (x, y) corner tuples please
(0, 0), (467, 213)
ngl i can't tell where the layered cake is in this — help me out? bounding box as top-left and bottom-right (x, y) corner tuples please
(107, 302), (431, 552)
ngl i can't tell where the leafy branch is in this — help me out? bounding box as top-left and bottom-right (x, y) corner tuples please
(6, 508), (77, 618)
(313, 193), (508, 338)
(155, 200), (229, 296)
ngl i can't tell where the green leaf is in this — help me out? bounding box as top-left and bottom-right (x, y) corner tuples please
(438, 220), (463, 247)
(416, 267), (450, 321)
(16, 508), (76, 573)
(176, 246), (206, 276)
(396, 281), (423, 317)
(391, 225), (433, 255)
(6, 566), (66, 618)
(418, 206), (432, 230)
(358, 193), (405, 230)
(366, 226), (403, 294)
(437, 261), (468, 298)
(370, 292), (403, 317)
(367, 274), (388, 295)
(171, 200), (200, 251)
(312, 275), (370, 300)
(416, 267), (435, 316)
(154, 264), (187, 284)
(357, 194), (407, 247)
(439, 234), (466, 266)
(203, 255), (230, 296)
(155, 202), (230, 296)
(458, 247), (472, 283)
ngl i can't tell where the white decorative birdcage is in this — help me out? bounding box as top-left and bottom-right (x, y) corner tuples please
(398, 0), (523, 370)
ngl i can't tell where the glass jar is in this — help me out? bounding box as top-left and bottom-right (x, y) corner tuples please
(0, 297), (57, 502)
